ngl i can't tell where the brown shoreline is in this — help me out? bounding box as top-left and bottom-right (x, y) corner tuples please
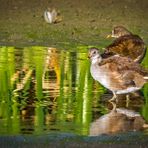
(0, 0), (148, 47)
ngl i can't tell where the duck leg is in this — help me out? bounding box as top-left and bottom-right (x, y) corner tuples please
(109, 101), (117, 111)
(126, 94), (130, 107)
(109, 92), (117, 102)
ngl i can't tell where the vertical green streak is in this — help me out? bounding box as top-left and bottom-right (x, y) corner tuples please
(56, 51), (77, 123)
(57, 50), (67, 122)
(142, 83), (148, 121)
(75, 52), (93, 135)
(0, 47), (11, 102)
(8, 47), (15, 89)
(34, 105), (44, 134)
(142, 48), (148, 68)
(141, 49), (148, 121)
(0, 102), (12, 134)
(33, 48), (45, 100)
(11, 102), (20, 134)
(23, 47), (34, 68)
(0, 46), (20, 134)
(81, 61), (93, 135)
(75, 58), (86, 123)
(67, 52), (77, 118)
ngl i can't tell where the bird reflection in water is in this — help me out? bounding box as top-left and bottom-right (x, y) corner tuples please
(90, 101), (148, 136)
(101, 91), (144, 108)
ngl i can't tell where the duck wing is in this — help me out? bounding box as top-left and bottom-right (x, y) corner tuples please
(102, 35), (146, 62)
(99, 55), (148, 76)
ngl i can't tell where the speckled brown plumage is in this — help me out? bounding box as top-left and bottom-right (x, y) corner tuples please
(102, 26), (146, 63)
(99, 55), (147, 89)
(99, 55), (148, 76)
(88, 47), (148, 101)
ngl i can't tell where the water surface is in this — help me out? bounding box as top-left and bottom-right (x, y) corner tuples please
(0, 46), (148, 137)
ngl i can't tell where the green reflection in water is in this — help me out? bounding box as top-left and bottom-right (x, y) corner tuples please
(142, 49), (148, 122)
(0, 46), (148, 136)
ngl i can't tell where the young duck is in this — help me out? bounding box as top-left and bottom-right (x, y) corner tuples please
(102, 26), (146, 63)
(88, 47), (148, 101)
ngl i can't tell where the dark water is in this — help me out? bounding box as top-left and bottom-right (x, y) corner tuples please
(0, 46), (148, 138)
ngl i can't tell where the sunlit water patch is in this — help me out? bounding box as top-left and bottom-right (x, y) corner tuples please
(0, 46), (148, 137)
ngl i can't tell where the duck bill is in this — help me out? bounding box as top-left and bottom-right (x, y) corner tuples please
(88, 55), (91, 59)
(106, 34), (112, 38)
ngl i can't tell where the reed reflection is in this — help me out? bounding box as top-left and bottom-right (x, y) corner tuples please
(0, 46), (148, 136)
(0, 46), (95, 135)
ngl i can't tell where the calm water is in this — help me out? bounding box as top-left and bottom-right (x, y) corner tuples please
(0, 46), (148, 137)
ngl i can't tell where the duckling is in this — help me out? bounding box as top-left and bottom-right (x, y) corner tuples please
(88, 47), (148, 101)
(102, 26), (146, 63)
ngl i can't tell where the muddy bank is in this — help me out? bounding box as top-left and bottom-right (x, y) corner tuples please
(0, 0), (148, 47)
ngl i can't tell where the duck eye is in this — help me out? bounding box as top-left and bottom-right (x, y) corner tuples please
(93, 51), (96, 54)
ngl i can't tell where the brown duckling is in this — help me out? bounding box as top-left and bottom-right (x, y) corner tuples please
(102, 26), (146, 63)
(88, 47), (148, 101)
